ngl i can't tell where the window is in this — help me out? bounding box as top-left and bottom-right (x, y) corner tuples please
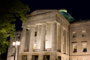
(73, 35), (76, 38)
(22, 55), (27, 60)
(73, 48), (77, 53)
(33, 41), (40, 52)
(82, 42), (87, 52)
(82, 30), (86, 37)
(57, 49), (61, 52)
(35, 32), (37, 36)
(33, 43), (40, 52)
(72, 32), (76, 38)
(58, 56), (61, 60)
(43, 55), (50, 60)
(33, 43), (37, 49)
(72, 42), (77, 53)
(83, 48), (87, 52)
(82, 34), (86, 37)
(32, 55), (38, 60)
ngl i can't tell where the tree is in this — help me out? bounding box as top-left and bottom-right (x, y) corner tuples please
(0, 0), (30, 54)
(59, 9), (75, 23)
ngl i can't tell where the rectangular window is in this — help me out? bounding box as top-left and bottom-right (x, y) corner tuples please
(73, 48), (77, 53)
(35, 32), (37, 36)
(58, 56), (61, 60)
(73, 34), (76, 38)
(73, 35), (76, 38)
(82, 33), (86, 37)
(22, 55), (27, 60)
(82, 34), (86, 37)
(82, 42), (87, 52)
(24, 29), (30, 52)
(82, 30), (86, 37)
(83, 48), (87, 52)
(32, 55), (38, 60)
(72, 32), (76, 38)
(33, 43), (40, 52)
(43, 55), (50, 60)
(72, 42), (77, 53)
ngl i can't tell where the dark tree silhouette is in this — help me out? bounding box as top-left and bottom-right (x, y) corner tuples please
(0, 0), (29, 55)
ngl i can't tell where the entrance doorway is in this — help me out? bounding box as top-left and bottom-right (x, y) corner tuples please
(32, 55), (38, 60)
(58, 56), (61, 60)
(43, 55), (50, 60)
(22, 55), (27, 60)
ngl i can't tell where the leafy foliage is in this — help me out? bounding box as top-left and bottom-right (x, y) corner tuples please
(59, 9), (75, 23)
(61, 12), (75, 22)
(0, 0), (29, 54)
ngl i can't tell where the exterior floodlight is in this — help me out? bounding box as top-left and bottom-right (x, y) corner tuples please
(12, 41), (20, 46)
(12, 42), (16, 46)
(16, 41), (20, 46)
(59, 9), (67, 13)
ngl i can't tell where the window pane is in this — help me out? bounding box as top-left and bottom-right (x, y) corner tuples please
(22, 55), (27, 60)
(83, 48), (87, 52)
(35, 32), (37, 36)
(43, 55), (50, 60)
(82, 34), (86, 37)
(82, 42), (87, 52)
(32, 55), (38, 60)
(72, 43), (77, 53)
(72, 32), (76, 38)
(58, 56), (61, 60)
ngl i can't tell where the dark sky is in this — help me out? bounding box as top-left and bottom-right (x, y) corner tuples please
(25, 0), (90, 20)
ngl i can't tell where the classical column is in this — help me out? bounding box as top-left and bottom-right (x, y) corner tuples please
(29, 27), (35, 52)
(61, 26), (64, 53)
(66, 30), (68, 54)
(28, 55), (32, 60)
(63, 29), (66, 54)
(24, 28), (30, 52)
(50, 22), (57, 51)
(40, 24), (46, 51)
(57, 23), (61, 52)
(19, 26), (26, 53)
(38, 54), (43, 60)
(50, 53), (56, 60)
(36, 25), (41, 50)
(18, 26), (26, 60)
(66, 30), (69, 54)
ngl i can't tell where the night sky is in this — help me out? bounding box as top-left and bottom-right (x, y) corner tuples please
(25, 0), (90, 20)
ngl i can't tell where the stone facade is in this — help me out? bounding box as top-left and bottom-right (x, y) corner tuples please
(7, 10), (90, 60)
(70, 21), (90, 60)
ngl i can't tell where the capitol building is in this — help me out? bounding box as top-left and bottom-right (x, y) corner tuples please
(7, 10), (90, 60)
